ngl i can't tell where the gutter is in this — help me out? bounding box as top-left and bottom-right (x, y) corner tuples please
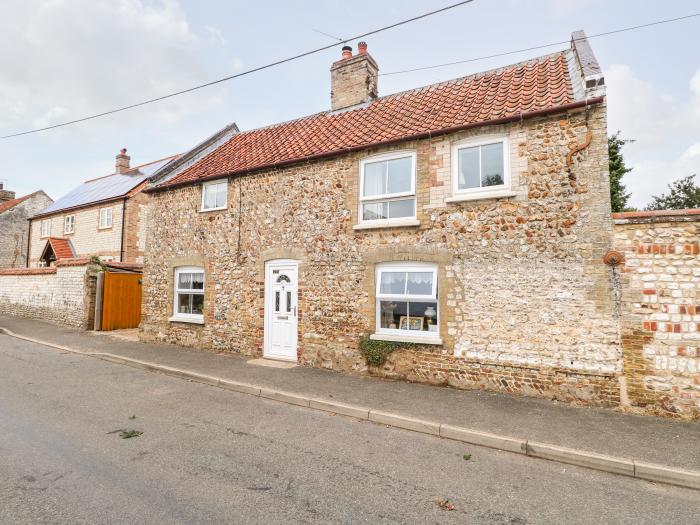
(32, 195), (128, 220)
(146, 96), (605, 194)
(26, 217), (32, 268)
(119, 198), (127, 263)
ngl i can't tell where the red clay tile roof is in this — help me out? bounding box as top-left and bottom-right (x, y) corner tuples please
(157, 51), (582, 190)
(0, 192), (38, 214)
(47, 237), (76, 260)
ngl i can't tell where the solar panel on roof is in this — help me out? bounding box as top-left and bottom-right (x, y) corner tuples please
(36, 157), (174, 216)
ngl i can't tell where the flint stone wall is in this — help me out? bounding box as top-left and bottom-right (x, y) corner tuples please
(614, 210), (700, 418)
(142, 104), (622, 407)
(0, 260), (96, 329)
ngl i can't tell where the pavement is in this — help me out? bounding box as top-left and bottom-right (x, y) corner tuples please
(2, 333), (699, 524)
(1, 314), (699, 478)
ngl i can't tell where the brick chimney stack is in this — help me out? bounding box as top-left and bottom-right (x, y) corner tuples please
(0, 181), (15, 203)
(115, 148), (131, 174)
(330, 42), (378, 111)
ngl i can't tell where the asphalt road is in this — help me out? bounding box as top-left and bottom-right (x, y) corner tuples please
(1, 334), (698, 524)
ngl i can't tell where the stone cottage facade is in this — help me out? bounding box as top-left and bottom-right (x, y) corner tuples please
(142, 33), (623, 408)
(0, 185), (53, 268)
(28, 150), (178, 267)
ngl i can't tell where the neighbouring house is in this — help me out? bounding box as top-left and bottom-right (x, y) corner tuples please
(28, 149), (179, 267)
(138, 32), (697, 418)
(0, 183), (53, 268)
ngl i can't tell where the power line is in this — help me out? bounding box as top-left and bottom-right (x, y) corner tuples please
(0, 0), (475, 140)
(380, 13), (700, 76)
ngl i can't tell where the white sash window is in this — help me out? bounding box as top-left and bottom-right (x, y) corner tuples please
(359, 152), (416, 225)
(375, 262), (439, 340)
(172, 266), (205, 323)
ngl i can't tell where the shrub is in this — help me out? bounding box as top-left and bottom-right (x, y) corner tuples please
(358, 333), (432, 366)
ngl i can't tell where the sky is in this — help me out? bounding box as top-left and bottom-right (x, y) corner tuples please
(1, 0), (699, 209)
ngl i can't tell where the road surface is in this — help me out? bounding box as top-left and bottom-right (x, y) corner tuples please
(1, 334), (698, 524)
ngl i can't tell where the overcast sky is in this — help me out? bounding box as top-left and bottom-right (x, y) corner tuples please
(1, 0), (699, 209)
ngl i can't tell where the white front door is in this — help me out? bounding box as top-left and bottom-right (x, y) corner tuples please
(264, 260), (298, 361)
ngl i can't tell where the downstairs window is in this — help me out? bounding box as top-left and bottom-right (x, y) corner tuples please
(375, 262), (439, 339)
(172, 266), (205, 323)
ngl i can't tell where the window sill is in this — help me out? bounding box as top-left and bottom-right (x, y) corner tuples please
(445, 190), (517, 203)
(353, 218), (420, 231)
(199, 207), (227, 213)
(370, 333), (442, 345)
(168, 315), (204, 325)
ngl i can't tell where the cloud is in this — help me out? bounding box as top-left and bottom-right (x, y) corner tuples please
(606, 64), (676, 146)
(605, 64), (700, 208)
(0, 0), (227, 133)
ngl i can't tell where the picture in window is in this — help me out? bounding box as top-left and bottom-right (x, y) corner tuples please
(376, 264), (438, 335)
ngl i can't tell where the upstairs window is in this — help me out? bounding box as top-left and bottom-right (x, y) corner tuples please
(64, 215), (75, 234)
(201, 180), (228, 211)
(375, 262), (439, 338)
(173, 266), (204, 322)
(360, 152), (416, 223)
(40, 220), (51, 237)
(98, 207), (112, 229)
(452, 138), (509, 195)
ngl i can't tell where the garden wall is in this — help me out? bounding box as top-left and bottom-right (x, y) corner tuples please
(614, 209), (700, 418)
(0, 259), (97, 329)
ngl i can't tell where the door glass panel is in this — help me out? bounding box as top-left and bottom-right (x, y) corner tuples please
(286, 291), (292, 312)
(275, 291), (280, 312)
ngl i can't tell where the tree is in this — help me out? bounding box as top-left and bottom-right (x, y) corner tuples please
(646, 174), (700, 211)
(608, 132), (633, 212)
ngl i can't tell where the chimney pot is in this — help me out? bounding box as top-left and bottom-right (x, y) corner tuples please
(330, 42), (379, 110)
(115, 148), (131, 174)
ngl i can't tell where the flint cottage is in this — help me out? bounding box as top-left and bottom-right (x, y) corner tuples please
(142, 32), (619, 406)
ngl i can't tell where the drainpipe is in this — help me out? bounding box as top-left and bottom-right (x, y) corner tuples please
(119, 198), (127, 262)
(26, 217), (32, 268)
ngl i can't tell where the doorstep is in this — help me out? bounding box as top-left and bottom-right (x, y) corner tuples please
(247, 358), (298, 369)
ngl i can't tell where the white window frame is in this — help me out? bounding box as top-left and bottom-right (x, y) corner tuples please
(451, 136), (511, 199)
(40, 220), (51, 238)
(200, 180), (228, 212)
(98, 207), (112, 229)
(358, 151), (417, 227)
(64, 215), (75, 234)
(372, 261), (441, 344)
(170, 266), (205, 324)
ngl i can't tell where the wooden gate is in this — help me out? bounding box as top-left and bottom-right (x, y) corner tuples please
(100, 272), (142, 331)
